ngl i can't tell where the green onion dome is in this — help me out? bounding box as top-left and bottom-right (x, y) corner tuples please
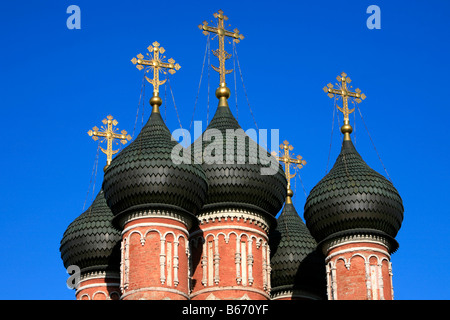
(270, 199), (326, 299)
(191, 92), (287, 217)
(102, 110), (208, 227)
(304, 139), (404, 252)
(60, 190), (121, 274)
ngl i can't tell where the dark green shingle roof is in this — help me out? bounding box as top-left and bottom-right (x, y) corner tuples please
(304, 139), (404, 252)
(102, 111), (208, 221)
(270, 202), (326, 298)
(60, 190), (121, 273)
(191, 105), (287, 216)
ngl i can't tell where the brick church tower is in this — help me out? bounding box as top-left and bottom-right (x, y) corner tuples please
(101, 43), (208, 300)
(189, 83), (287, 300)
(60, 13), (405, 301)
(304, 73), (404, 300)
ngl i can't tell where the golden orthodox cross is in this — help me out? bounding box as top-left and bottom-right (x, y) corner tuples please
(131, 41), (180, 95)
(199, 10), (244, 85)
(88, 115), (131, 169)
(323, 72), (366, 123)
(272, 140), (307, 193)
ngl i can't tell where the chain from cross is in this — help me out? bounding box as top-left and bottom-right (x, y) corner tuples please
(87, 115), (131, 168)
(199, 9), (244, 85)
(272, 140), (307, 191)
(131, 41), (180, 95)
(323, 72), (366, 123)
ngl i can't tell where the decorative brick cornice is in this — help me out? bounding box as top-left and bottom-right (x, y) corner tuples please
(196, 208), (272, 232)
(320, 233), (394, 256)
(113, 205), (199, 231)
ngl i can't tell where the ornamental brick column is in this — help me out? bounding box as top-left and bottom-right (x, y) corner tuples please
(323, 236), (395, 300)
(189, 208), (273, 300)
(75, 271), (121, 300)
(115, 211), (195, 300)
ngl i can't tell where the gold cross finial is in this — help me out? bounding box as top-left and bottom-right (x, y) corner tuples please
(131, 41), (180, 111)
(323, 72), (366, 141)
(87, 115), (131, 171)
(199, 10), (244, 86)
(272, 140), (307, 204)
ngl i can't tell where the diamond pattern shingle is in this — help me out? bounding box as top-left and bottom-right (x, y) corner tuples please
(270, 202), (326, 297)
(192, 105), (287, 216)
(60, 190), (121, 273)
(304, 140), (404, 251)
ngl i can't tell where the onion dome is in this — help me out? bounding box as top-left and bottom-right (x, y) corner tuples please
(269, 190), (326, 299)
(60, 190), (121, 274)
(102, 99), (208, 227)
(304, 138), (404, 252)
(193, 84), (287, 217)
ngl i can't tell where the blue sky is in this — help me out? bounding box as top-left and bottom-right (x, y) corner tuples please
(0, 0), (449, 300)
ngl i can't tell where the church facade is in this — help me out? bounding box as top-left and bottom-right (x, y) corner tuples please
(59, 10), (404, 301)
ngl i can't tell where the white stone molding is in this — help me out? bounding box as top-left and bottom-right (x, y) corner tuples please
(191, 231), (270, 290)
(326, 246), (390, 263)
(197, 208), (271, 232)
(121, 223), (189, 290)
(327, 250), (392, 300)
(119, 209), (193, 230)
(76, 282), (120, 297)
(235, 236), (242, 284)
(79, 270), (120, 282)
(190, 225), (268, 241)
(214, 237), (220, 285)
(92, 290), (108, 300)
(120, 287), (190, 300)
(160, 237), (166, 284)
(247, 238), (254, 285)
(262, 242), (267, 291)
(326, 262), (337, 300)
(78, 293), (90, 300)
(173, 239), (179, 287)
(201, 240), (208, 286)
(322, 234), (392, 255)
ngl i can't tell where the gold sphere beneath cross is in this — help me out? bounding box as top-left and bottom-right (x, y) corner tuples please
(287, 189), (294, 198)
(215, 84), (230, 99)
(150, 95), (162, 107)
(340, 123), (353, 135)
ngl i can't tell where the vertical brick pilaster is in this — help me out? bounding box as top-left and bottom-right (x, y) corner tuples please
(324, 237), (394, 300)
(118, 212), (193, 300)
(189, 208), (273, 300)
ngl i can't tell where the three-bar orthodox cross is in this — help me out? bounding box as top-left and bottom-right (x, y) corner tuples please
(199, 10), (244, 85)
(88, 115), (131, 170)
(131, 41), (181, 95)
(272, 140), (307, 196)
(323, 72), (366, 123)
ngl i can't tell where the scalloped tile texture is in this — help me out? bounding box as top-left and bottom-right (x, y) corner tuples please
(304, 139), (404, 245)
(102, 111), (208, 216)
(60, 190), (121, 272)
(191, 105), (287, 216)
(269, 202), (326, 297)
